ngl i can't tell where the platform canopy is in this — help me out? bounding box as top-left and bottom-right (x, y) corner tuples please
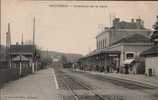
(86, 48), (120, 57)
(13, 55), (30, 62)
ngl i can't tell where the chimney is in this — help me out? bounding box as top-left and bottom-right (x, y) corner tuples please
(21, 33), (24, 45)
(16, 42), (19, 45)
(136, 18), (141, 24)
(131, 18), (134, 23)
(136, 17), (144, 29)
(156, 16), (158, 22)
(21, 41), (23, 45)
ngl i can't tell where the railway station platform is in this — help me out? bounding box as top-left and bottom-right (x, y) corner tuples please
(86, 71), (158, 88)
(0, 68), (60, 100)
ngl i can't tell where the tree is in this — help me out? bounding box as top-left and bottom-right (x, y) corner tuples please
(41, 56), (52, 67)
(60, 55), (67, 64)
(35, 47), (52, 69)
(151, 16), (158, 45)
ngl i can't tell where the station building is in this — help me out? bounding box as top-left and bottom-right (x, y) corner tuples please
(79, 18), (153, 74)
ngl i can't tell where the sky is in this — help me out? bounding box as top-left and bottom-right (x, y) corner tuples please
(1, 0), (158, 55)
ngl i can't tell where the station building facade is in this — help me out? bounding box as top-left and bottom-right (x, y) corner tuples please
(79, 18), (153, 74)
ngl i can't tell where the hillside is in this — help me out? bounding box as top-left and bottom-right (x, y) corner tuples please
(41, 50), (83, 63)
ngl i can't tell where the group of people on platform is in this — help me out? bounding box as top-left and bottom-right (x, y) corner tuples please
(72, 59), (145, 75)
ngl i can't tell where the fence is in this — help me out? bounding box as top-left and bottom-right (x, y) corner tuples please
(0, 68), (19, 88)
(0, 61), (43, 88)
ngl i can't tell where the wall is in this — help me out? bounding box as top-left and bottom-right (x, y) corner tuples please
(108, 43), (152, 66)
(123, 44), (152, 56)
(145, 56), (158, 76)
(121, 44), (152, 66)
(96, 30), (110, 49)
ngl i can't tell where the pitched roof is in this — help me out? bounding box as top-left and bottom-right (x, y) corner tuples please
(10, 44), (34, 53)
(141, 45), (158, 56)
(117, 21), (138, 29)
(111, 20), (144, 29)
(113, 34), (151, 45)
(83, 48), (120, 59)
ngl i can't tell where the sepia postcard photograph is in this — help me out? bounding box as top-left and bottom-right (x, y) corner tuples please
(1, 0), (158, 100)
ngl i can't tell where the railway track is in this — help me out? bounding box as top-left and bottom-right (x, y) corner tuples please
(59, 70), (109, 100)
(56, 69), (158, 100)
(72, 70), (157, 90)
(61, 77), (79, 100)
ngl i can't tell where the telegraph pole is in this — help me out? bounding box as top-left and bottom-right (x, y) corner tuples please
(6, 23), (11, 69)
(32, 17), (36, 73)
(6, 23), (11, 47)
(33, 17), (35, 47)
(21, 33), (23, 45)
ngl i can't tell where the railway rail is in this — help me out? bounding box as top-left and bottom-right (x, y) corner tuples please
(58, 70), (109, 100)
(61, 77), (79, 100)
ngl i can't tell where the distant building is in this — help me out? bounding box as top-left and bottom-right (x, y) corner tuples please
(10, 43), (38, 76)
(80, 18), (153, 74)
(0, 45), (7, 68)
(0, 45), (6, 61)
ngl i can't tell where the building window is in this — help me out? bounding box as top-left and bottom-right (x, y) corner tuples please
(104, 39), (106, 48)
(97, 41), (99, 49)
(101, 40), (103, 49)
(102, 40), (104, 49)
(126, 52), (135, 59)
(99, 41), (101, 49)
(103, 39), (104, 48)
